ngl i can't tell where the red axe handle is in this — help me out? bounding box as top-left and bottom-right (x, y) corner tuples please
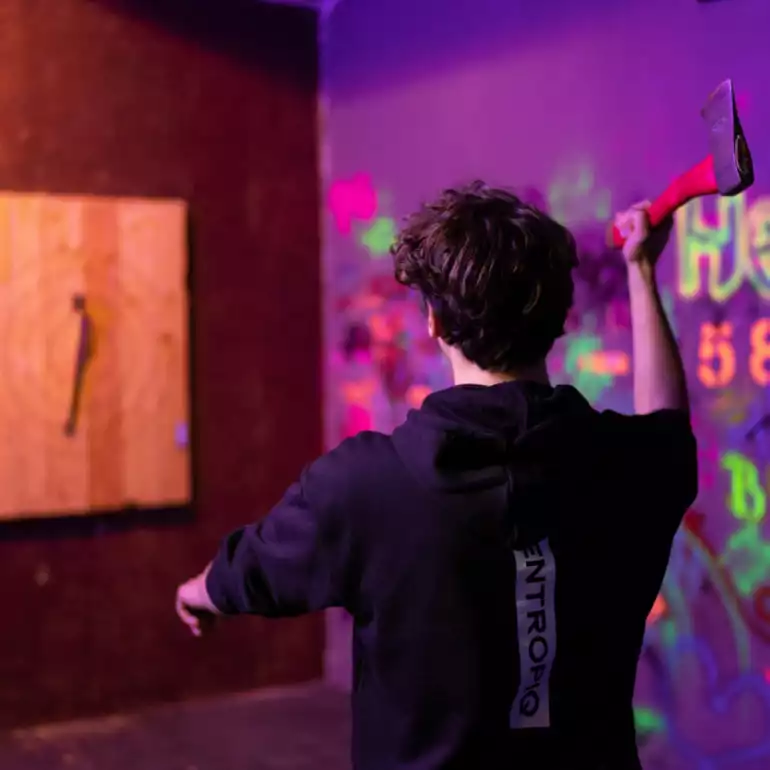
(607, 155), (718, 248)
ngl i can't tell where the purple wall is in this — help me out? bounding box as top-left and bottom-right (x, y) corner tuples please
(322, 0), (770, 765)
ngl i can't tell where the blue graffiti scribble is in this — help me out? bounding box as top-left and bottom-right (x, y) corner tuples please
(660, 636), (770, 769)
(668, 529), (705, 597)
(661, 524), (752, 672)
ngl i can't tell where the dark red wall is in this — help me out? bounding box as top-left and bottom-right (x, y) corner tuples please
(0, 0), (322, 728)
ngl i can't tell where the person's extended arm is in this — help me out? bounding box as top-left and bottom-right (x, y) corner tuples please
(175, 448), (357, 636)
(617, 204), (689, 414)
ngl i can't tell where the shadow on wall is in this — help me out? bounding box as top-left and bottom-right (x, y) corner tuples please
(95, 0), (317, 83)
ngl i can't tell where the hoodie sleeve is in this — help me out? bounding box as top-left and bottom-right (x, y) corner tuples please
(603, 407), (698, 531)
(204, 448), (356, 618)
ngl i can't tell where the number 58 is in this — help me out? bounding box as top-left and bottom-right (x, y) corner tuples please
(698, 319), (770, 388)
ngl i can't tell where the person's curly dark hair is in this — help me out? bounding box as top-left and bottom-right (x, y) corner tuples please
(391, 181), (578, 372)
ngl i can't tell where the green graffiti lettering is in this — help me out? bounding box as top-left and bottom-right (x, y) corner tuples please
(360, 217), (396, 257)
(564, 331), (613, 402)
(675, 193), (770, 302)
(721, 451), (767, 523)
(660, 619), (678, 649)
(675, 196), (746, 302)
(634, 706), (667, 735)
(547, 164), (612, 226)
(749, 199), (770, 289)
(722, 523), (770, 596)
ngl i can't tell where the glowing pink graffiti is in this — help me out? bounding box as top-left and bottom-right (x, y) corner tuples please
(647, 594), (668, 627)
(406, 384), (432, 409)
(340, 380), (375, 438)
(329, 173), (378, 235)
(342, 403), (372, 437)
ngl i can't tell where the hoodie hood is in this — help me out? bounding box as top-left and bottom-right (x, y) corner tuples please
(391, 381), (595, 543)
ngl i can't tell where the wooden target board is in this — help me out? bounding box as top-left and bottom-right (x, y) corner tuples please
(0, 193), (191, 520)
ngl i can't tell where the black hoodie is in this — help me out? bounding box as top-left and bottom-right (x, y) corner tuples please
(206, 381), (697, 770)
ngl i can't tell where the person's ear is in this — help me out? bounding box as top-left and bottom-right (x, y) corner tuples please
(426, 303), (440, 339)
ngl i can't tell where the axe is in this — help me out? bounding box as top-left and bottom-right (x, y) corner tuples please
(607, 79), (754, 248)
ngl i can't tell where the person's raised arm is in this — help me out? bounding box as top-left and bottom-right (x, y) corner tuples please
(602, 204), (697, 525)
(615, 203), (688, 415)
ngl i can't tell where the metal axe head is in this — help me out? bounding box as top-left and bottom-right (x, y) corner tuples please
(701, 79), (754, 196)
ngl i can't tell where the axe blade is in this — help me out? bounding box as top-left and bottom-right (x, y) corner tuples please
(701, 79), (754, 196)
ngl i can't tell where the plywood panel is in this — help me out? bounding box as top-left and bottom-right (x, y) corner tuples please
(0, 193), (190, 519)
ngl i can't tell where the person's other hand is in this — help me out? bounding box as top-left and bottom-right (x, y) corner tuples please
(614, 201), (673, 267)
(176, 563), (221, 637)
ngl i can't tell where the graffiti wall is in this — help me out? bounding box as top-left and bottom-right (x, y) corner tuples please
(323, 0), (770, 765)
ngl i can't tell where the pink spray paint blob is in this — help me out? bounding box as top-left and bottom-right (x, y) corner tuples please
(329, 173), (378, 235)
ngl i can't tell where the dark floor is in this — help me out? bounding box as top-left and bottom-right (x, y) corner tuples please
(0, 684), (351, 770)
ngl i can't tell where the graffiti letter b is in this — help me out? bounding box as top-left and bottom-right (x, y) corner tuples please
(721, 451), (767, 523)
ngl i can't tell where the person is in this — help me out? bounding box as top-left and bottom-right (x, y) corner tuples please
(176, 183), (697, 770)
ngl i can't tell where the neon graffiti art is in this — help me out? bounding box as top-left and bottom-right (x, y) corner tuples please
(329, 173), (378, 235)
(577, 349), (629, 376)
(749, 319), (770, 387)
(675, 193), (770, 303)
(659, 636), (770, 770)
(697, 322), (737, 388)
(359, 216), (397, 257)
(696, 319), (770, 389)
(560, 301), (631, 405)
(547, 162), (612, 226)
(634, 704), (667, 738)
(635, 509), (770, 767)
(722, 523), (770, 600)
(563, 328), (614, 403)
(721, 451), (767, 525)
(327, 171), (770, 768)
(649, 508), (752, 667)
(709, 388), (755, 429)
